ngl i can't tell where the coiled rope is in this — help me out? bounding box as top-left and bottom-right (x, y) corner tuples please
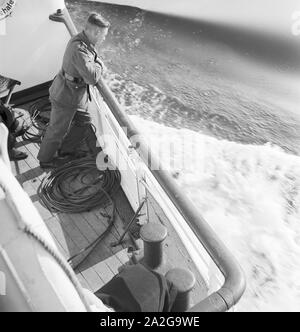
(38, 157), (121, 214)
(22, 98), (51, 143)
(23, 98), (97, 146)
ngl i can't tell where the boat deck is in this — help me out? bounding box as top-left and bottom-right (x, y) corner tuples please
(10, 99), (208, 307)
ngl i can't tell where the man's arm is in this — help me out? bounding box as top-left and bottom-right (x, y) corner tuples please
(73, 43), (103, 85)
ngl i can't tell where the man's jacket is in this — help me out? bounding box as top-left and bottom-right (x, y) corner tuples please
(49, 31), (103, 110)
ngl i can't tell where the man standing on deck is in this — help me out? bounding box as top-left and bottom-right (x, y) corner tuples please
(37, 13), (110, 169)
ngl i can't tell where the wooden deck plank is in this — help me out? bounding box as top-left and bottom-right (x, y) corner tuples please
(12, 154), (30, 176)
(115, 248), (130, 266)
(80, 209), (113, 244)
(11, 149), (36, 183)
(68, 213), (99, 245)
(104, 254), (124, 275)
(12, 160), (42, 205)
(57, 213), (91, 252)
(18, 178), (37, 197)
(80, 209), (124, 256)
(76, 273), (92, 291)
(93, 261), (115, 284)
(80, 209), (107, 228)
(21, 144), (44, 179)
(44, 216), (80, 258)
(67, 213), (116, 269)
(23, 147), (46, 181)
(38, 215), (69, 258)
(81, 267), (105, 292)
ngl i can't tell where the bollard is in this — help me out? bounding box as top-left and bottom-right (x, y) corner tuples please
(166, 268), (196, 312)
(140, 223), (168, 270)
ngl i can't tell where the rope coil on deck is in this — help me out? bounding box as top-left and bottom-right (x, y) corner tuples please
(22, 97), (97, 145)
(22, 98), (51, 143)
(38, 157), (121, 213)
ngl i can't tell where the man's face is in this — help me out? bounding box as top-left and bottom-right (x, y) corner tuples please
(92, 26), (109, 45)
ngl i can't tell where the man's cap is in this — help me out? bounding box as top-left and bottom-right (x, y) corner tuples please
(87, 13), (110, 28)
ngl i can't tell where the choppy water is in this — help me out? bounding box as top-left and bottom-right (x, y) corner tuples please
(67, 0), (300, 311)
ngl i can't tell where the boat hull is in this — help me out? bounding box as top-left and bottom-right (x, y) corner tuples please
(0, 0), (69, 92)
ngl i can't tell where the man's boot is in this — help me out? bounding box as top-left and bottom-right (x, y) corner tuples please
(9, 148), (28, 161)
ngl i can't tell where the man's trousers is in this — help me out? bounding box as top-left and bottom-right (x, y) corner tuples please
(37, 100), (77, 163)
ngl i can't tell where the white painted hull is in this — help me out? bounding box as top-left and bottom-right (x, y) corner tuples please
(0, 0), (69, 91)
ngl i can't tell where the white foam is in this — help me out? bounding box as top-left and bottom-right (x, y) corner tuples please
(131, 115), (300, 312)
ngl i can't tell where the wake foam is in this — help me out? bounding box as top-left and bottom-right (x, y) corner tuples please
(131, 115), (300, 312)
